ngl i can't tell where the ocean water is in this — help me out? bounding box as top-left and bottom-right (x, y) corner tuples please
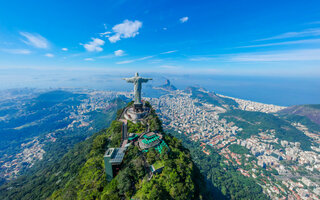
(165, 75), (320, 106)
(0, 70), (319, 106)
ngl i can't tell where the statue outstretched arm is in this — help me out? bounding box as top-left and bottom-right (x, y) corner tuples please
(122, 78), (135, 83)
(141, 78), (152, 83)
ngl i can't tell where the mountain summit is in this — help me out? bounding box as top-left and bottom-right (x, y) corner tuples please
(0, 101), (209, 200)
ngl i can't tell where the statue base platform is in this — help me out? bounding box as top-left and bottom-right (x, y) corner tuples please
(134, 103), (143, 112)
(124, 105), (149, 123)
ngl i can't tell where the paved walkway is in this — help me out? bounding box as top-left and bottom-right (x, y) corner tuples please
(120, 119), (128, 147)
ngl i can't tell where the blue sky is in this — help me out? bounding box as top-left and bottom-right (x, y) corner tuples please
(1, 0), (320, 76)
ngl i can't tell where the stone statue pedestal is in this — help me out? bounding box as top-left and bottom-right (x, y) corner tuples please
(124, 103), (150, 123)
(134, 103), (143, 112)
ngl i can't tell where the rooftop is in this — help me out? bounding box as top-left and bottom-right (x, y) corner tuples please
(104, 147), (127, 165)
(104, 148), (115, 157)
(138, 132), (161, 149)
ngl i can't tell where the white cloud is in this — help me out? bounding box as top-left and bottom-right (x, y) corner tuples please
(82, 38), (105, 52)
(62, 48), (68, 51)
(108, 20), (142, 43)
(100, 31), (112, 37)
(109, 34), (121, 43)
(114, 50), (124, 56)
(20, 32), (49, 49)
(160, 50), (177, 54)
(179, 16), (189, 23)
(256, 28), (320, 41)
(45, 53), (54, 57)
(84, 58), (94, 61)
(230, 49), (320, 62)
(116, 55), (153, 64)
(2, 48), (31, 54)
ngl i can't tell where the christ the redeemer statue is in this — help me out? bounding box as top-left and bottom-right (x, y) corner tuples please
(123, 72), (152, 105)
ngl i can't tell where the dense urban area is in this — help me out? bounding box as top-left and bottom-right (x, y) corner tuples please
(149, 89), (320, 200)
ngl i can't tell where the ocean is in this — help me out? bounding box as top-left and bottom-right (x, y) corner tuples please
(0, 70), (319, 106)
(165, 74), (320, 106)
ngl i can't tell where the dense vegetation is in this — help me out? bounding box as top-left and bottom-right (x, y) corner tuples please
(2, 102), (208, 199)
(279, 113), (320, 133)
(0, 129), (102, 200)
(278, 104), (320, 126)
(170, 130), (269, 200)
(51, 103), (208, 199)
(49, 120), (123, 200)
(228, 144), (250, 155)
(0, 98), (125, 200)
(127, 120), (146, 133)
(220, 109), (312, 150)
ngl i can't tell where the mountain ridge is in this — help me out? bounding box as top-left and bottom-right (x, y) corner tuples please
(278, 104), (320, 125)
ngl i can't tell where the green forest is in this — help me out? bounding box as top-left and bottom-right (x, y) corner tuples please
(1, 102), (209, 200)
(228, 144), (250, 155)
(50, 103), (209, 200)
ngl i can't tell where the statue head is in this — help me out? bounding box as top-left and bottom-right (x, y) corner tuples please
(135, 72), (139, 77)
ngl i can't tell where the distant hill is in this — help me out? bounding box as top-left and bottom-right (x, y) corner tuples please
(220, 109), (313, 150)
(185, 86), (238, 109)
(153, 79), (177, 92)
(159, 79), (177, 91)
(278, 104), (320, 125)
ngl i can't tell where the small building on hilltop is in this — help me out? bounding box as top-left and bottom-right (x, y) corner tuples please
(103, 147), (126, 181)
(138, 132), (169, 154)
